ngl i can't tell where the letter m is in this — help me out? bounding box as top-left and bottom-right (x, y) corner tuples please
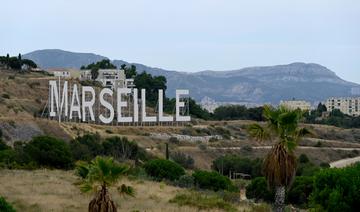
(49, 80), (68, 117)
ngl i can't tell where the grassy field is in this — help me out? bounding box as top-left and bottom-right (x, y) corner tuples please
(0, 169), (269, 212)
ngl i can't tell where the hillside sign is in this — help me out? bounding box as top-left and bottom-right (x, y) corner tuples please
(48, 80), (190, 124)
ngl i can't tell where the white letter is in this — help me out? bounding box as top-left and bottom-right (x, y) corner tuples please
(176, 89), (191, 122)
(158, 89), (173, 122)
(49, 80), (68, 117)
(70, 84), (81, 120)
(99, 88), (114, 124)
(141, 89), (156, 122)
(133, 88), (139, 122)
(117, 88), (133, 122)
(82, 86), (95, 121)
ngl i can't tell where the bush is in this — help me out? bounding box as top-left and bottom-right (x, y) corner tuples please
(24, 136), (73, 169)
(144, 159), (185, 181)
(170, 152), (194, 169)
(287, 176), (314, 207)
(241, 145), (253, 153)
(105, 129), (113, 134)
(0, 139), (10, 151)
(296, 162), (320, 176)
(198, 143), (207, 150)
(169, 137), (179, 144)
(246, 177), (274, 202)
(192, 170), (236, 191)
(246, 175), (316, 206)
(174, 175), (194, 188)
(298, 154), (310, 163)
(169, 192), (236, 211)
(0, 197), (15, 212)
(103, 136), (146, 161)
(310, 163), (360, 211)
(212, 155), (263, 178)
(70, 134), (103, 161)
(1, 94), (10, 99)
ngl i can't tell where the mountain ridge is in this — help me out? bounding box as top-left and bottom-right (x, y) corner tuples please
(23, 49), (360, 104)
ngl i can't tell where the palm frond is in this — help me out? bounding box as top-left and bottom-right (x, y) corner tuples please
(118, 184), (135, 197)
(75, 161), (90, 179)
(247, 123), (271, 141)
(79, 181), (94, 193)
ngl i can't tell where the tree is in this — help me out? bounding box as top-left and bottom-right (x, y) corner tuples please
(247, 105), (311, 212)
(91, 68), (99, 81)
(76, 156), (134, 212)
(317, 103), (327, 113)
(310, 163), (360, 211)
(144, 159), (185, 181)
(122, 64), (137, 78)
(24, 136), (73, 169)
(81, 59), (117, 70)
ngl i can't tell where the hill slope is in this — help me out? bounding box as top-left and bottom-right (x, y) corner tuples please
(23, 49), (360, 104)
(23, 49), (107, 69)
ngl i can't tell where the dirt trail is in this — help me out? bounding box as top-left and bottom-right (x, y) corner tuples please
(330, 156), (360, 168)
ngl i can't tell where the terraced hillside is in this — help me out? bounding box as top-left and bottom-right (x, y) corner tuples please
(1, 69), (360, 170)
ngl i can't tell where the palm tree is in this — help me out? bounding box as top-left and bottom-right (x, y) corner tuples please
(247, 105), (311, 212)
(76, 156), (135, 212)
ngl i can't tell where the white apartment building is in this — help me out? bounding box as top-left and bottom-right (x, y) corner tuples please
(325, 97), (360, 116)
(279, 100), (311, 111)
(80, 69), (126, 90)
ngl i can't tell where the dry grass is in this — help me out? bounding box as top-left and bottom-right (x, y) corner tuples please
(0, 169), (200, 212)
(0, 169), (264, 212)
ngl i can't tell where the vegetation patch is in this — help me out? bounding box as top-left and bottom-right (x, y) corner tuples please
(169, 192), (237, 212)
(144, 159), (185, 181)
(0, 196), (16, 212)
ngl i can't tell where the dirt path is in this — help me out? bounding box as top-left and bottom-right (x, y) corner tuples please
(207, 146), (360, 151)
(329, 156), (360, 168)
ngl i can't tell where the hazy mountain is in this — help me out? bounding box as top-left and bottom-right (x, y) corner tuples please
(23, 49), (360, 104)
(23, 49), (107, 69)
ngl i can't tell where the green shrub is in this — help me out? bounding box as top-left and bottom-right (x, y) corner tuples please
(298, 154), (310, 163)
(169, 192), (236, 211)
(174, 175), (194, 188)
(241, 145), (253, 153)
(1, 94), (10, 99)
(310, 163), (360, 211)
(0, 196), (16, 212)
(70, 133), (103, 161)
(144, 159), (185, 181)
(170, 151), (194, 169)
(212, 155), (263, 178)
(192, 170), (236, 191)
(102, 136), (145, 161)
(296, 162), (320, 176)
(105, 129), (113, 134)
(168, 137), (179, 144)
(246, 177), (274, 202)
(247, 176), (314, 207)
(287, 176), (314, 207)
(0, 139), (10, 151)
(219, 190), (240, 203)
(198, 143), (207, 150)
(128, 166), (149, 180)
(319, 162), (330, 168)
(24, 136), (73, 169)
(315, 141), (322, 147)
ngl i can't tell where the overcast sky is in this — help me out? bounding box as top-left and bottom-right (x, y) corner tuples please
(1, 0), (359, 82)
